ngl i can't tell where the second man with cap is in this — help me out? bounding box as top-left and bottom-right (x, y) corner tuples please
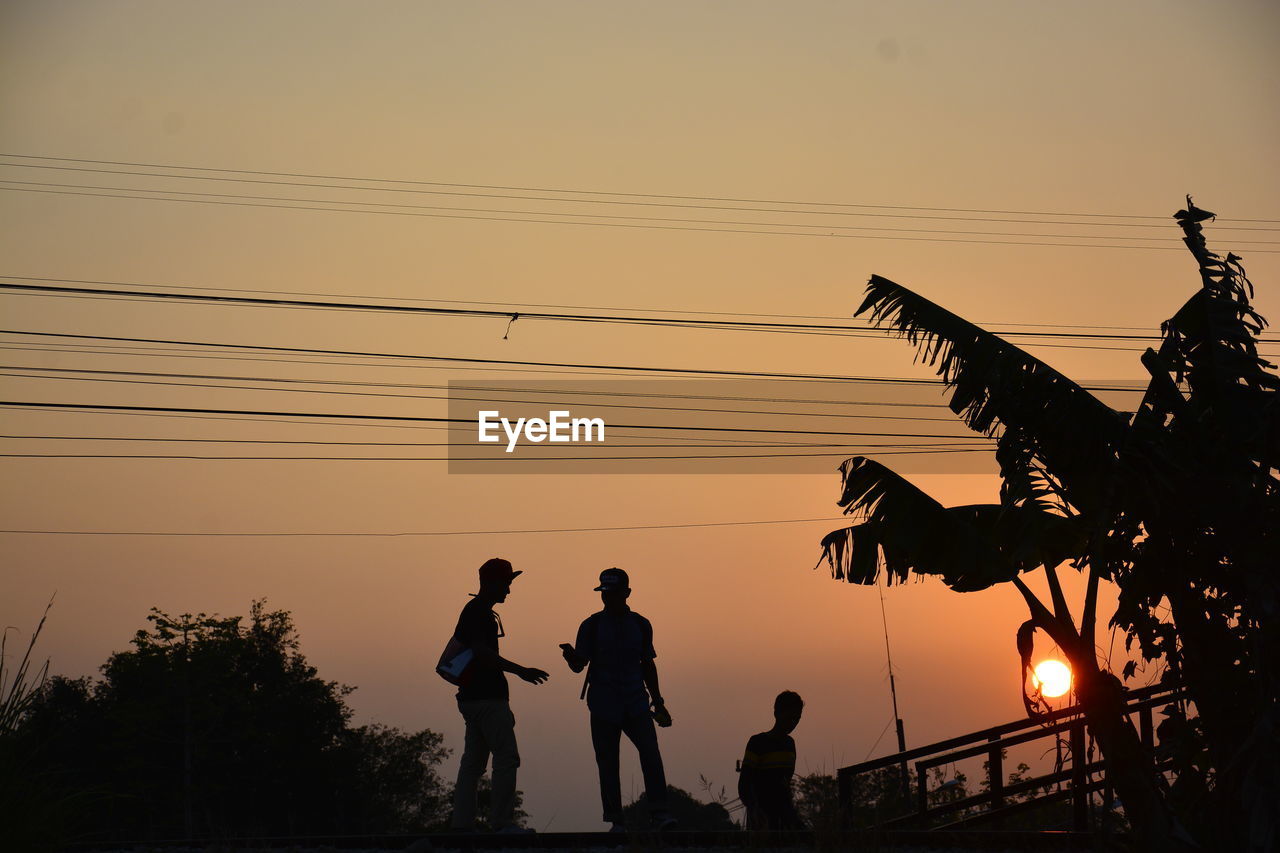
(561, 568), (674, 832)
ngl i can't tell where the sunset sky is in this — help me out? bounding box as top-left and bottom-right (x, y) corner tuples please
(3, 1), (1278, 831)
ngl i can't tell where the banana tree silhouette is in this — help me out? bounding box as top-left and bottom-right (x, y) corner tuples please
(818, 199), (1277, 852)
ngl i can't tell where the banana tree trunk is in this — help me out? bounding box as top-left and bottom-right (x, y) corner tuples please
(1065, 643), (1194, 852)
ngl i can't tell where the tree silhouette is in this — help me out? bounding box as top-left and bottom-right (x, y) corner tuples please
(818, 199), (1277, 852)
(14, 601), (466, 841)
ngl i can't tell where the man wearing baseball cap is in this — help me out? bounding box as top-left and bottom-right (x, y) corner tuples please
(561, 567), (674, 832)
(449, 558), (549, 834)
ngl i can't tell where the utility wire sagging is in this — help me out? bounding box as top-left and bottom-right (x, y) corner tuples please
(4, 154), (1278, 251)
(6, 279), (1276, 352)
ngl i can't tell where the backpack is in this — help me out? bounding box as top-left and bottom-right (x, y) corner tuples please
(436, 635), (474, 686)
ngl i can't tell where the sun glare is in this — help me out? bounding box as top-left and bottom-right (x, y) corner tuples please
(1032, 659), (1072, 698)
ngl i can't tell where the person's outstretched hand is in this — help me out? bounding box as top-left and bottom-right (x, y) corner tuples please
(519, 667), (550, 685)
(560, 642), (586, 673)
(652, 700), (673, 728)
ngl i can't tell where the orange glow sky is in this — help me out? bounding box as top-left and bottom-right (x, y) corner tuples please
(2, 1), (1278, 831)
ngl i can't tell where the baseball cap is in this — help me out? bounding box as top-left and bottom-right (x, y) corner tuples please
(479, 558), (522, 584)
(594, 567), (629, 591)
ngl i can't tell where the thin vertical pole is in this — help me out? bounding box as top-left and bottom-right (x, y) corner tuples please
(879, 584), (905, 744)
(879, 584), (910, 803)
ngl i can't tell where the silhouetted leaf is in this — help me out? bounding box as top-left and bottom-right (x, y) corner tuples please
(819, 457), (1080, 592)
(856, 275), (1127, 513)
(1015, 620), (1049, 721)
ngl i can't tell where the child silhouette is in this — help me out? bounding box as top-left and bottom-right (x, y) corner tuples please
(737, 691), (805, 831)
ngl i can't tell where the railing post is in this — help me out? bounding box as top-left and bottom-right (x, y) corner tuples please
(988, 737), (1004, 811)
(1102, 774), (1115, 834)
(838, 768), (851, 829)
(1071, 719), (1088, 831)
(1139, 704), (1155, 763)
(916, 762), (928, 823)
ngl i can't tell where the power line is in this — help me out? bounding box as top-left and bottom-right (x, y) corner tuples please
(0, 449), (980, 460)
(0, 328), (1152, 390)
(6, 152), (1277, 223)
(0, 342), (670, 380)
(10, 282), (1271, 344)
(0, 515), (855, 536)
(0, 401), (993, 439)
(0, 291), (1184, 354)
(0, 435), (976, 450)
(0, 347), (963, 411)
(16, 172), (1265, 234)
(0, 274), (1228, 333)
(0, 406), (875, 445)
(0, 399), (971, 445)
(0, 329), (985, 385)
(0, 403), (457, 431)
(9, 184), (1254, 252)
(0, 366), (971, 423)
(8, 173), (1279, 242)
(6, 277), (1274, 357)
(0, 279), (915, 334)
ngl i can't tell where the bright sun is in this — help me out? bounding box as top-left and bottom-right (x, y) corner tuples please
(1032, 659), (1072, 698)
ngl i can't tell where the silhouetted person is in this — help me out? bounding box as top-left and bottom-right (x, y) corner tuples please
(449, 558), (549, 834)
(561, 568), (674, 832)
(738, 691), (805, 831)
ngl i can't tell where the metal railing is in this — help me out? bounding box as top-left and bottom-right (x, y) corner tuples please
(836, 681), (1186, 831)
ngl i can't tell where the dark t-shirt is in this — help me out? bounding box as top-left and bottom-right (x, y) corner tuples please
(454, 597), (507, 702)
(738, 730), (803, 830)
(574, 607), (655, 722)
